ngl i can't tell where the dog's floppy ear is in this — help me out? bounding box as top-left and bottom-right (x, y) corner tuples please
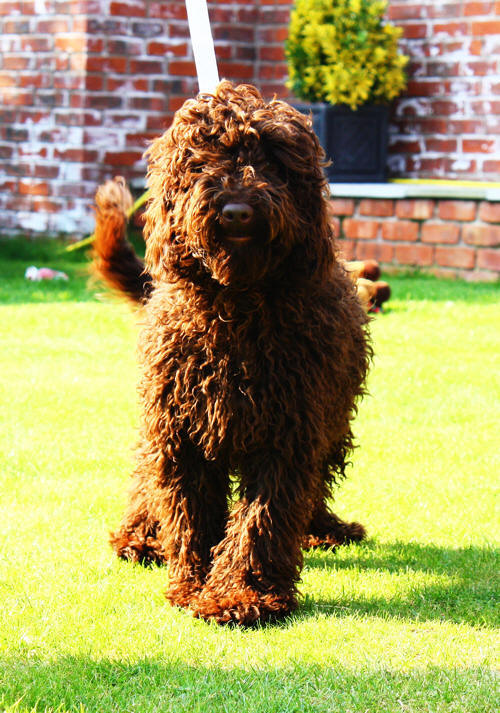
(290, 205), (337, 282)
(142, 131), (197, 279)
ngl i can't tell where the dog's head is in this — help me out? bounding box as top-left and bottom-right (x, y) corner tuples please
(144, 81), (334, 287)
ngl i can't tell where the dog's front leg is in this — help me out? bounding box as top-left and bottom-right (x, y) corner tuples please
(158, 449), (230, 609)
(189, 458), (316, 626)
(111, 441), (229, 604)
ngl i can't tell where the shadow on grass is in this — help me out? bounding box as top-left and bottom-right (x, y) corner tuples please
(0, 655), (496, 713)
(301, 541), (499, 628)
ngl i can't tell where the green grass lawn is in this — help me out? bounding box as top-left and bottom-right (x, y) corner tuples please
(0, 237), (498, 712)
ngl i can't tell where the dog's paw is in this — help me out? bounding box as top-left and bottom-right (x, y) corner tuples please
(302, 520), (366, 550)
(185, 587), (297, 626)
(110, 529), (166, 566)
(95, 176), (133, 216)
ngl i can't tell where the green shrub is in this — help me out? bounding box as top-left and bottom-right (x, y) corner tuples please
(286, 0), (409, 109)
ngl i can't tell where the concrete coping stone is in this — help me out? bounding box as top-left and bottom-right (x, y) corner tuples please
(329, 180), (500, 202)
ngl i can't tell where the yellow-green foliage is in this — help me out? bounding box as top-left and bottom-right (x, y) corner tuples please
(286, 0), (409, 109)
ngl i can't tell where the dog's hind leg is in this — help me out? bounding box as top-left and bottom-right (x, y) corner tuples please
(302, 504), (366, 550)
(110, 467), (166, 566)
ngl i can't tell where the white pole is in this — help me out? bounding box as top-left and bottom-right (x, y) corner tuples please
(185, 0), (220, 94)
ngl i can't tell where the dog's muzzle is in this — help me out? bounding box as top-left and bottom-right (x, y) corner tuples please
(220, 202), (255, 245)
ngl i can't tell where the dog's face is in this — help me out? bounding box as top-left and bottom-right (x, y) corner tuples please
(145, 82), (333, 286)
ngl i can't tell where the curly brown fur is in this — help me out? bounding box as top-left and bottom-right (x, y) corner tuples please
(93, 177), (152, 303)
(93, 82), (371, 626)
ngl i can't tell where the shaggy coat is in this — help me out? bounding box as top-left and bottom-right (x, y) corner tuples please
(93, 82), (370, 625)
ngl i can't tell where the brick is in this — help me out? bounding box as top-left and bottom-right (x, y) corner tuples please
(434, 22), (468, 36)
(463, 138), (496, 152)
(34, 165), (60, 179)
(388, 4), (422, 20)
(438, 201), (476, 221)
(402, 24), (427, 39)
(477, 249), (500, 271)
(104, 151), (144, 166)
(472, 20), (500, 34)
(389, 139), (422, 154)
(149, 1), (187, 19)
(130, 95), (166, 111)
(464, 2), (493, 15)
(54, 34), (86, 52)
(329, 198), (355, 217)
(110, 0), (146, 16)
(342, 219), (379, 240)
(395, 244), (434, 266)
(130, 59), (164, 74)
(467, 61), (497, 76)
(1, 90), (33, 106)
(396, 200), (435, 220)
(169, 60), (197, 77)
(5, 127), (28, 141)
(337, 239), (355, 261)
(218, 62), (254, 80)
(462, 224), (500, 246)
(19, 181), (49, 196)
(425, 138), (458, 153)
(54, 148), (98, 162)
(21, 37), (51, 52)
(36, 19), (69, 33)
(435, 246), (476, 269)
(359, 199), (394, 217)
(236, 46), (257, 62)
(428, 2), (463, 17)
(382, 221), (419, 242)
(483, 160), (500, 173)
(131, 21), (164, 38)
(429, 267), (460, 280)
(148, 41), (188, 57)
(355, 242), (394, 263)
(259, 46), (286, 61)
(86, 56), (127, 73)
(3, 56), (30, 71)
(479, 202), (500, 223)
(259, 27), (288, 43)
(33, 199), (62, 213)
(422, 223), (460, 244)
(107, 39), (143, 55)
(87, 38), (104, 53)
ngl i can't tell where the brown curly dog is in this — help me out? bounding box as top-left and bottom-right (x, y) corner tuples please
(93, 82), (371, 626)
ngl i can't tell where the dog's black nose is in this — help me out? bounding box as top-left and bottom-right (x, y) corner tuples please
(221, 203), (254, 227)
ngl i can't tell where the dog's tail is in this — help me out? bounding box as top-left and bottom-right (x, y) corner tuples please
(92, 176), (152, 304)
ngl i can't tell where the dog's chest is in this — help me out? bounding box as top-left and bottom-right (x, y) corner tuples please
(141, 306), (311, 459)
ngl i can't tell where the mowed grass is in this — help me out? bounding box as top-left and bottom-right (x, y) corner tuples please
(0, 237), (499, 713)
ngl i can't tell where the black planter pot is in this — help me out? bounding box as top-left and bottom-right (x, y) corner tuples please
(294, 103), (389, 183)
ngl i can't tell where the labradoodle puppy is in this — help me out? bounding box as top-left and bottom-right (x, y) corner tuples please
(93, 82), (370, 625)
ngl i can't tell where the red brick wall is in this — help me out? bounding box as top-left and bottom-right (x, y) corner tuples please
(334, 196), (500, 280)
(0, 0), (499, 251)
(388, 0), (500, 180)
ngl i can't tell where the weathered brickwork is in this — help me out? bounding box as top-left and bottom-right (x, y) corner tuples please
(334, 197), (500, 280)
(387, 0), (500, 180)
(0, 0), (499, 279)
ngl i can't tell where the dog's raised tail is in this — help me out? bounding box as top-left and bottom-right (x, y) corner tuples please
(93, 176), (152, 304)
